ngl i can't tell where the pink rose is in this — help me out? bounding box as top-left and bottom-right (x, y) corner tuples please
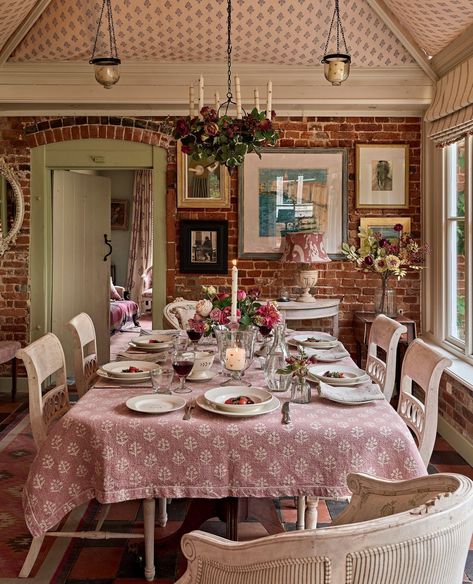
(237, 290), (247, 301)
(218, 293), (230, 301)
(210, 308), (222, 321)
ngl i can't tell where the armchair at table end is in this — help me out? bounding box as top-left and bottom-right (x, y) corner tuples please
(164, 298), (198, 330)
(176, 472), (473, 584)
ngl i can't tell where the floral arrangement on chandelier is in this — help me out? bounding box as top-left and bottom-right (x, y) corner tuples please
(341, 224), (429, 312)
(188, 285), (281, 335)
(173, 105), (278, 169)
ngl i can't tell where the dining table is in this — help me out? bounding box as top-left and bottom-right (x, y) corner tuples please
(22, 331), (427, 580)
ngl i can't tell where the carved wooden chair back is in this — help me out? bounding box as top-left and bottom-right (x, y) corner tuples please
(66, 312), (98, 398)
(365, 314), (407, 402)
(16, 332), (70, 450)
(398, 338), (452, 466)
(163, 298), (198, 329)
(176, 472), (473, 584)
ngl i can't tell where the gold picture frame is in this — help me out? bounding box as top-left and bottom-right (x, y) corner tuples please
(177, 141), (231, 208)
(111, 199), (129, 230)
(360, 217), (411, 243)
(356, 144), (409, 209)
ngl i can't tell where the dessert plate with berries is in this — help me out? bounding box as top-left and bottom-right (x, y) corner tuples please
(100, 361), (160, 380)
(308, 365), (370, 386)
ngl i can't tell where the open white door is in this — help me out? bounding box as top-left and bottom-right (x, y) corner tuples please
(52, 170), (111, 372)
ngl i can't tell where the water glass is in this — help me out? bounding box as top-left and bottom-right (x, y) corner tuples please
(151, 368), (174, 394)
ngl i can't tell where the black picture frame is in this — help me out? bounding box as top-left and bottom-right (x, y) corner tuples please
(179, 220), (228, 274)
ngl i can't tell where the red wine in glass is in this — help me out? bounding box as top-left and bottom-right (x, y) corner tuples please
(259, 325), (273, 337)
(172, 350), (194, 393)
(187, 329), (203, 349)
(173, 360), (194, 377)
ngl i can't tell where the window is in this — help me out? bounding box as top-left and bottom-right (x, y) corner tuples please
(442, 137), (472, 359)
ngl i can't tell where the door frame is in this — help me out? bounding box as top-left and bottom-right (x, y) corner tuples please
(30, 139), (167, 341)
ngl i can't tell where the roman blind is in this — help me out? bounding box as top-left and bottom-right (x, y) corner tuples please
(425, 55), (473, 145)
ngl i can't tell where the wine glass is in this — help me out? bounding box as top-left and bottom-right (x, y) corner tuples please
(257, 324), (273, 357)
(186, 327), (203, 350)
(172, 350), (195, 394)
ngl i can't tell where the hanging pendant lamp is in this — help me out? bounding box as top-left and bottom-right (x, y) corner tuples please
(89, 0), (121, 89)
(321, 0), (351, 86)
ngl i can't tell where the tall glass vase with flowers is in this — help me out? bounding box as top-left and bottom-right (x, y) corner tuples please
(342, 224), (429, 316)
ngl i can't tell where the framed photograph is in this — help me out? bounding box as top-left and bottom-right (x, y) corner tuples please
(111, 199), (129, 230)
(238, 148), (348, 259)
(179, 220), (228, 274)
(177, 141), (231, 208)
(356, 144), (409, 208)
(360, 217), (411, 243)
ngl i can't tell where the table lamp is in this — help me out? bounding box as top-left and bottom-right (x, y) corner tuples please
(282, 231), (331, 302)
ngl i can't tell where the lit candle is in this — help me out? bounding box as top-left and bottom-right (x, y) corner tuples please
(266, 80), (272, 119)
(199, 74), (204, 117)
(215, 91), (220, 114)
(225, 347), (246, 370)
(235, 75), (242, 119)
(254, 88), (260, 111)
(189, 82), (195, 117)
(231, 259), (238, 321)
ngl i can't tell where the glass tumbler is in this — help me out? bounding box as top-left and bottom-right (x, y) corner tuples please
(151, 368), (174, 394)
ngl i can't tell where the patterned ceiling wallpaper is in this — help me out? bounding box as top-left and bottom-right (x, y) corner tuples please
(10, 0), (415, 67)
(0, 0), (37, 53)
(384, 0), (473, 57)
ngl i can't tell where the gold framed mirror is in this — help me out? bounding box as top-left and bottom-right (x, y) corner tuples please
(0, 159), (25, 255)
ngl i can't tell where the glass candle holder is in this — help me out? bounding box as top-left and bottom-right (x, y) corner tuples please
(219, 329), (257, 387)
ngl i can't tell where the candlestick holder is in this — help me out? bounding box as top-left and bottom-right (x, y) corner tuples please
(219, 329), (257, 387)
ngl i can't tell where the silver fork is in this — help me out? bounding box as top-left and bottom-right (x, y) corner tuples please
(183, 400), (196, 420)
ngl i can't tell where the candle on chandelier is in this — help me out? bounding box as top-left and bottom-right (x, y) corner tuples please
(266, 80), (272, 119)
(231, 259), (238, 321)
(198, 74), (204, 117)
(189, 82), (195, 117)
(254, 88), (260, 110)
(235, 75), (242, 119)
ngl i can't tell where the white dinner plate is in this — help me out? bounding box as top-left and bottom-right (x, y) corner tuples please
(308, 365), (370, 386)
(288, 335), (338, 349)
(132, 335), (174, 348)
(204, 386), (272, 413)
(101, 360), (160, 379)
(128, 341), (172, 353)
(97, 369), (153, 384)
(196, 394), (280, 417)
(187, 370), (217, 382)
(126, 394), (186, 414)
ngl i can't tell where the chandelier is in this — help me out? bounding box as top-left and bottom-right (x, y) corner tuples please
(172, 0), (278, 168)
(89, 0), (121, 89)
(321, 0), (351, 86)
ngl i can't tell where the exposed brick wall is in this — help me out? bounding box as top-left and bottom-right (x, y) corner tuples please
(439, 374), (473, 446)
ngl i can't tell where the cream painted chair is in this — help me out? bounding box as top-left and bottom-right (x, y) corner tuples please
(397, 338), (452, 466)
(176, 472), (473, 584)
(164, 298), (198, 329)
(16, 333), (156, 580)
(365, 314), (407, 402)
(66, 312), (99, 398)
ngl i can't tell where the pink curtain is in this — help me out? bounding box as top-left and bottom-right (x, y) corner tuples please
(126, 170), (153, 310)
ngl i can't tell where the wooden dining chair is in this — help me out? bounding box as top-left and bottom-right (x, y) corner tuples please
(16, 333), (156, 580)
(365, 314), (407, 402)
(397, 338), (452, 466)
(164, 298), (198, 329)
(66, 312), (99, 398)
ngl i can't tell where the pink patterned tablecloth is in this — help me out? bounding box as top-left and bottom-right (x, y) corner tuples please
(23, 355), (427, 538)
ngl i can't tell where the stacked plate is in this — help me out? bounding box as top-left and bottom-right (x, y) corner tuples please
(308, 364), (370, 386)
(97, 361), (160, 383)
(199, 386), (279, 417)
(129, 334), (174, 352)
(289, 333), (338, 349)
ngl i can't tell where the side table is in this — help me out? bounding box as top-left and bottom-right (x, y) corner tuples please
(353, 311), (417, 367)
(276, 299), (341, 337)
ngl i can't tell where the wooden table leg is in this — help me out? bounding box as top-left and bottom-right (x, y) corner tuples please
(143, 498), (156, 582)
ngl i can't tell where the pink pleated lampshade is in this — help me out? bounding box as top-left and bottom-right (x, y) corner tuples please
(282, 232), (331, 264)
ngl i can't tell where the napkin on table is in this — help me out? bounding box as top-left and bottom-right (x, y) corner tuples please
(317, 381), (384, 403)
(307, 343), (350, 360)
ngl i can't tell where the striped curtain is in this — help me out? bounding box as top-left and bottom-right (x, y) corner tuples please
(425, 56), (473, 145)
(126, 170), (153, 311)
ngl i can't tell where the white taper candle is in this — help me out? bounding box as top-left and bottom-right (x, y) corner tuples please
(189, 83), (195, 117)
(254, 88), (260, 110)
(235, 75), (242, 119)
(266, 80), (272, 119)
(198, 74), (204, 117)
(231, 259), (238, 321)
(215, 91), (220, 112)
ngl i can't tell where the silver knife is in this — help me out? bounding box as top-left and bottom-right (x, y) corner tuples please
(282, 401), (291, 424)
(183, 400), (196, 420)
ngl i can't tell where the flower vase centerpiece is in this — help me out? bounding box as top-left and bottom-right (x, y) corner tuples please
(342, 224), (429, 317)
(277, 347), (317, 404)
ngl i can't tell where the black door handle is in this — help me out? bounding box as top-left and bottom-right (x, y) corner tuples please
(104, 234), (112, 262)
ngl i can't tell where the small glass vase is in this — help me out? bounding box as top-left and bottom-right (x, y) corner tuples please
(374, 286), (396, 317)
(290, 375), (311, 404)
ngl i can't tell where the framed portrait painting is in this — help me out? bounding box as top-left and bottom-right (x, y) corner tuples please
(177, 141), (231, 208)
(179, 220), (228, 274)
(238, 148), (348, 259)
(359, 217), (411, 243)
(356, 144), (409, 208)
(111, 199), (129, 230)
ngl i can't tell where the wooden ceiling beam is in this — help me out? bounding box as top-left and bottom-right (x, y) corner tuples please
(365, 0), (438, 82)
(0, 0), (53, 65)
(431, 22), (473, 77)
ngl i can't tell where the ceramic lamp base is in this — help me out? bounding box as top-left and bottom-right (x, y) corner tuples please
(296, 269), (318, 302)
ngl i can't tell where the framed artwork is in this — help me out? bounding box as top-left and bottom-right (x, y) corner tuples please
(238, 148), (348, 259)
(360, 217), (411, 243)
(177, 141), (231, 208)
(111, 199), (129, 230)
(179, 220), (228, 274)
(356, 144), (409, 208)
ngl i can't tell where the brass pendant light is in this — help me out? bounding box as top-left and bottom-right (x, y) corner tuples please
(322, 0), (351, 86)
(89, 0), (121, 89)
